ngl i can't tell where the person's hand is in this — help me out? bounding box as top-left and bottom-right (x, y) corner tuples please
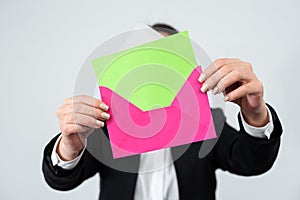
(56, 95), (110, 161)
(198, 58), (269, 127)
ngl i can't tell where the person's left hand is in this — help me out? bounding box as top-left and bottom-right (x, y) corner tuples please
(198, 58), (269, 127)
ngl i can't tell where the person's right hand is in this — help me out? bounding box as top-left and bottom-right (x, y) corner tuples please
(56, 95), (110, 161)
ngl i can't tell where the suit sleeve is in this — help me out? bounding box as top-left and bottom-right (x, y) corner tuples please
(213, 104), (283, 176)
(42, 133), (103, 191)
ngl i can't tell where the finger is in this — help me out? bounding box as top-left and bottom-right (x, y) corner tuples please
(61, 123), (92, 135)
(202, 62), (254, 93)
(64, 113), (105, 128)
(62, 124), (95, 141)
(63, 95), (109, 110)
(72, 103), (110, 120)
(212, 69), (243, 94)
(64, 95), (100, 106)
(198, 58), (241, 83)
(58, 103), (110, 122)
(200, 65), (232, 93)
(224, 82), (241, 95)
(224, 83), (253, 102)
(79, 127), (95, 138)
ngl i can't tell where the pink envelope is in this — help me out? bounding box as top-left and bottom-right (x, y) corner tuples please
(100, 66), (216, 158)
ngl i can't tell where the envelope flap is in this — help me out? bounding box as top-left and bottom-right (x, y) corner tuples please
(92, 31), (197, 111)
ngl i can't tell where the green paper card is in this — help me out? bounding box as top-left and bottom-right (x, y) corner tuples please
(92, 31), (197, 111)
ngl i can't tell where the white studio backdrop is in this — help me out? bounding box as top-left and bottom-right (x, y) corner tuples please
(0, 0), (299, 199)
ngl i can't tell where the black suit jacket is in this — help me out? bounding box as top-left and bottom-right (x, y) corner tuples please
(42, 105), (282, 200)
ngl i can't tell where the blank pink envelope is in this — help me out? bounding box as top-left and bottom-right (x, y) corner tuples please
(100, 66), (216, 159)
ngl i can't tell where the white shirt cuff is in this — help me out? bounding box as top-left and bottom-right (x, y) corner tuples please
(50, 135), (86, 170)
(240, 106), (274, 139)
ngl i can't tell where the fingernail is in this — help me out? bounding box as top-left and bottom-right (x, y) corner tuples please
(101, 112), (110, 119)
(100, 103), (109, 111)
(200, 83), (209, 93)
(96, 120), (104, 127)
(212, 87), (219, 95)
(198, 73), (206, 83)
(224, 96), (229, 102)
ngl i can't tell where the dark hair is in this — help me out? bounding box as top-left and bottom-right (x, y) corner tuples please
(151, 23), (179, 35)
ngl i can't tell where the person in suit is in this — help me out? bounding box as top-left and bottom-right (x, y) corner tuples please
(42, 23), (283, 200)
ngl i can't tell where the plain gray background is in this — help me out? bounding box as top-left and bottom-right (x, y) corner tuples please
(0, 0), (299, 199)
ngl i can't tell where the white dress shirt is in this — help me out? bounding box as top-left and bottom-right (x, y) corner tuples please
(51, 108), (274, 200)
